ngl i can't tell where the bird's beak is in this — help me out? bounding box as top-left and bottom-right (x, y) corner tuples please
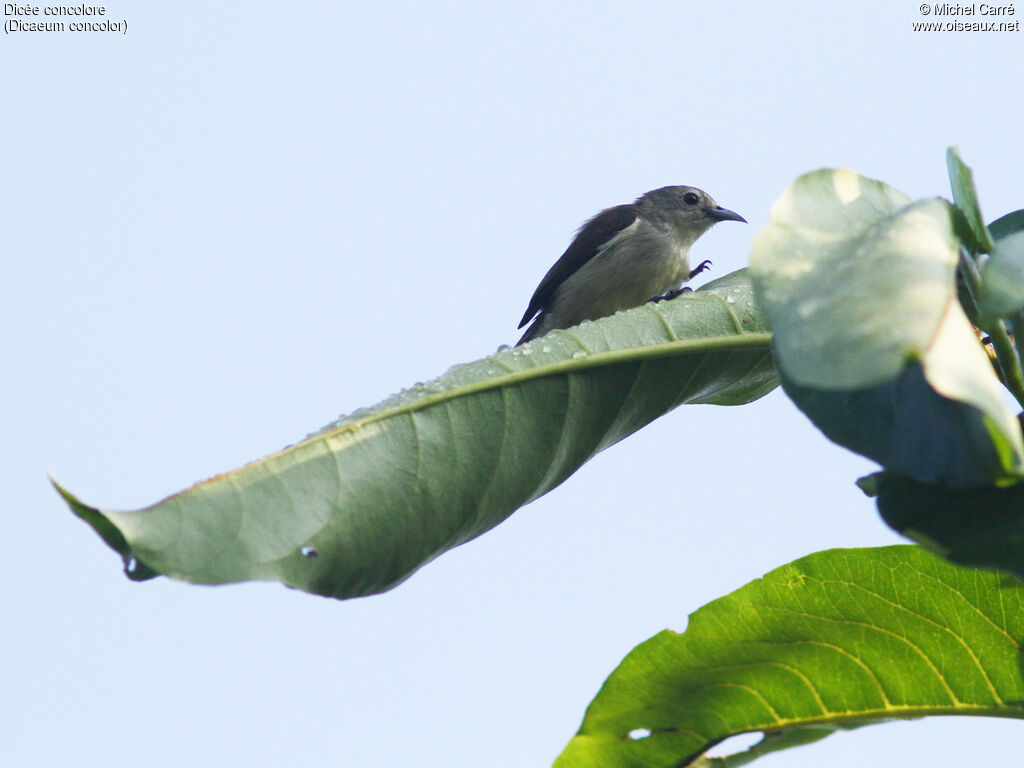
(706, 206), (747, 223)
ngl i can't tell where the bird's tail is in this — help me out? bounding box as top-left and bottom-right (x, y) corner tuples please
(515, 315), (546, 346)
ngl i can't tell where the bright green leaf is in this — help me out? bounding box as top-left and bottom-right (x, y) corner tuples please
(978, 210), (1024, 323)
(946, 145), (996, 253)
(56, 270), (776, 600)
(750, 168), (1023, 485)
(554, 546), (1024, 768)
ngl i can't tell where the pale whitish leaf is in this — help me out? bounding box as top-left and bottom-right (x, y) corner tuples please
(750, 169), (1022, 485)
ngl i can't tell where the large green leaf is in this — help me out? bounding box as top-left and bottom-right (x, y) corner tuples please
(56, 270), (776, 600)
(978, 210), (1024, 323)
(554, 546), (1024, 768)
(750, 168), (1023, 485)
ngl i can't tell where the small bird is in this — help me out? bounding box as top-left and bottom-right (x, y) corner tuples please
(516, 185), (746, 345)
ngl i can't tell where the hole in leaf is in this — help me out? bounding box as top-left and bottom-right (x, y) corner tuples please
(126, 557), (138, 574)
(705, 731), (764, 757)
(300, 546), (318, 558)
(628, 729), (652, 740)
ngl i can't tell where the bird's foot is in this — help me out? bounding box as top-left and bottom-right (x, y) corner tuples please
(688, 259), (712, 279)
(650, 286), (693, 303)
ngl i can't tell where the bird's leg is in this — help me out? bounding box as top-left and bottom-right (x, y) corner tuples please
(650, 260), (714, 303)
(650, 286), (693, 303)
(688, 259), (712, 279)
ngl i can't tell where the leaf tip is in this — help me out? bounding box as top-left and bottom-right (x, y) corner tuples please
(50, 475), (159, 582)
(855, 472), (882, 497)
(946, 145), (996, 253)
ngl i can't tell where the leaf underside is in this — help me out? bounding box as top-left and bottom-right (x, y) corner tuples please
(876, 472), (1024, 581)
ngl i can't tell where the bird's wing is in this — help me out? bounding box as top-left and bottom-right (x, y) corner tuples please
(518, 204), (640, 329)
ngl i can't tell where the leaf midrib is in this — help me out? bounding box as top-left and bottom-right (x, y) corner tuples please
(174, 331), (773, 497)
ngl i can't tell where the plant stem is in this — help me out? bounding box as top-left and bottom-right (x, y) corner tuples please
(1013, 311), (1024, 372)
(986, 321), (1024, 410)
(959, 250), (1024, 410)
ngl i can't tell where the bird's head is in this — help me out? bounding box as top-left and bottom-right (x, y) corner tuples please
(636, 185), (746, 241)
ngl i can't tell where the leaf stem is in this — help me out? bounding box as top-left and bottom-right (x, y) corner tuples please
(1014, 310), (1024, 373)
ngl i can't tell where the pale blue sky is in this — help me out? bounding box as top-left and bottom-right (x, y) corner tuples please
(5, 2), (1023, 766)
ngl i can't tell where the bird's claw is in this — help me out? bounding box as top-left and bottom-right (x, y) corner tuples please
(651, 262), (712, 303)
(688, 259), (712, 279)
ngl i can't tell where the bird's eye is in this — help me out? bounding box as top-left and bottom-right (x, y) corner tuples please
(683, 192), (700, 206)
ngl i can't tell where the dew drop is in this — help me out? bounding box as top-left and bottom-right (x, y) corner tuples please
(126, 556), (138, 574)
(628, 729), (651, 740)
(541, 345), (552, 353)
(520, 347), (532, 355)
(725, 294), (737, 304)
(571, 350), (587, 359)
(301, 546), (318, 558)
